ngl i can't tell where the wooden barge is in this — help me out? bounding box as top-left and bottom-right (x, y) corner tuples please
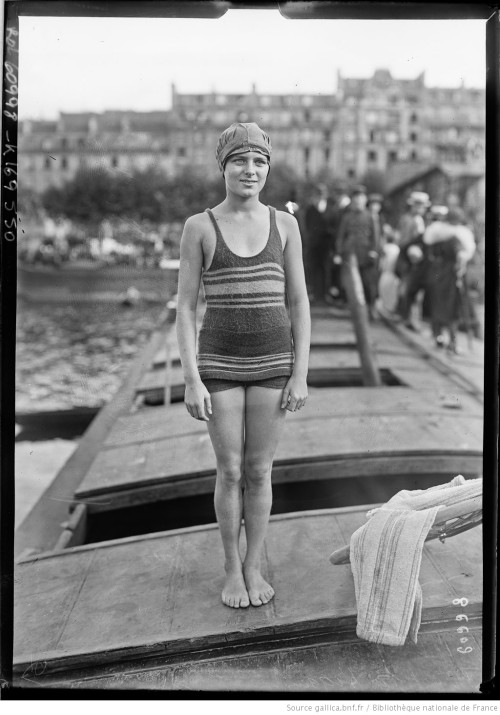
(13, 304), (485, 692)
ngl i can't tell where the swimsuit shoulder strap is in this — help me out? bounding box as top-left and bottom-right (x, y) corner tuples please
(204, 208), (239, 270)
(205, 208), (223, 242)
(267, 205), (285, 262)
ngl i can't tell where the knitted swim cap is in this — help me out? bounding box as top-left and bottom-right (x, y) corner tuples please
(216, 122), (272, 172)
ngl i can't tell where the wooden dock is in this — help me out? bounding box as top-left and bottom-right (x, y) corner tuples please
(14, 507), (482, 691)
(13, 305), (484, 691)
(73, 309), (482, 519)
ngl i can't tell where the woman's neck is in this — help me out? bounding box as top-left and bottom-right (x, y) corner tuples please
(222, 192), (263, 215)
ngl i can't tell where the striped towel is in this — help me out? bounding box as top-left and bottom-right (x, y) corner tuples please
(350, 475), (482, 646)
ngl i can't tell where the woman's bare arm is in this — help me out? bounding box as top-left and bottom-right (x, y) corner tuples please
(176, 214), (212, 421)
(280, 211), (311, 411)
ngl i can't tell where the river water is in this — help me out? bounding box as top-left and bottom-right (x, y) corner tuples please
(15, 298), (167, 526)
(16, 298), (166, 413)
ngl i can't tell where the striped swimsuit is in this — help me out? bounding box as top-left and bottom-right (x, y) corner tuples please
(197, 206), (294, 393)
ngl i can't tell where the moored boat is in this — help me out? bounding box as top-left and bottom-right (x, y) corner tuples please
(13, 305), (485, 692)
(14, 506), (482, 692)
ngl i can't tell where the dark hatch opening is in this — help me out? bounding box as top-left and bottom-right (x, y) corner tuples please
(83, 470), (461, 545)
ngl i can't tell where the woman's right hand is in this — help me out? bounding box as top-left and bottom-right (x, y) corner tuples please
(184, 379), (212, 421)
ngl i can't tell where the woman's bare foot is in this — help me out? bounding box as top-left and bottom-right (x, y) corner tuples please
(222, 564), (250, 608)
(243, 565), (275, 606)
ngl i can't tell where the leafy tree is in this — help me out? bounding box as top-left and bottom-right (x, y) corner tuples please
(260, 162), (303, 211)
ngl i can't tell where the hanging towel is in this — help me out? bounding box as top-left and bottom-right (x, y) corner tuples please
(350, 475), (482, 646)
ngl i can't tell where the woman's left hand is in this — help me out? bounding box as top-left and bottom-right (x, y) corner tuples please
(281, 375), (308, 412)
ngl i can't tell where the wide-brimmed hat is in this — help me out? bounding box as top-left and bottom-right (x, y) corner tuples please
(407, 191), (431, 207)
(350, 184), (367, 197)
(216, 122), (272, 173)
(367, 193), (383, 205)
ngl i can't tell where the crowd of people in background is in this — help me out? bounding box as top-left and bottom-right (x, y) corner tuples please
(18, 183), (481, 354)
(17, 216), (183, 269)
(298, 185), (481, 355)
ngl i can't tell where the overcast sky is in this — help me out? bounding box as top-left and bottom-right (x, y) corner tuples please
(19, 10), (486, 120)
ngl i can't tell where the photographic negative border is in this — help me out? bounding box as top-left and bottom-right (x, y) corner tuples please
(1, 0), (498, 699)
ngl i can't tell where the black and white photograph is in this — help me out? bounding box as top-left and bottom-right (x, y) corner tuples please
(6, 0), (495, 696)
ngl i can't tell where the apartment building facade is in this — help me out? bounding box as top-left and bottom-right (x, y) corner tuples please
(18, 69), (485, 193)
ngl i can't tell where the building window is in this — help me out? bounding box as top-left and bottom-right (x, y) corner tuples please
(61, 157), (68, 169)
(61, 137), (68, 149)
(388, 150), (398, 163)
(111, 156), (118, 168)
(324, 148), (330, 163)
(367, 150), (377, 162)
(324, 130), (330, 143)
(410, 132), (418, 143)
(44, 157), (52, 169)
(410, 112), (418, 124)
(369, 129), (376, 143)
(304, 147), (310, 163)
(304, 110), (310, 123)
(78, 137), (86, 148)
(410, 150), (418, 160)
(347, 168), (356, 179)
(177, 147), (186, 157)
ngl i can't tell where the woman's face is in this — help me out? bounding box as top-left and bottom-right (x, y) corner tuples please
(224, 151), (270, 197)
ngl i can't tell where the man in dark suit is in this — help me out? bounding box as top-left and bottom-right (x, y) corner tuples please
(335, 185), (379, 318)
(303, 184), (333, 304)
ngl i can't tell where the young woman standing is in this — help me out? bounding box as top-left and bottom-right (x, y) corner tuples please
(176, 123), (310, 609)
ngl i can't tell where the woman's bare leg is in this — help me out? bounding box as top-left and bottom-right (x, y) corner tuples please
(243, 386), (287, 606)
(206, 387), (249, 608)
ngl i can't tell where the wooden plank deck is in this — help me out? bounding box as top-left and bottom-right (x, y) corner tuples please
(13, 506), (482, 687)
(136, 313), (476, 402)
(71, 305), (484, 512)
(381, 316), (485, 400)
(75, 385), (483, 509)
(104, 387), (483, 449)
